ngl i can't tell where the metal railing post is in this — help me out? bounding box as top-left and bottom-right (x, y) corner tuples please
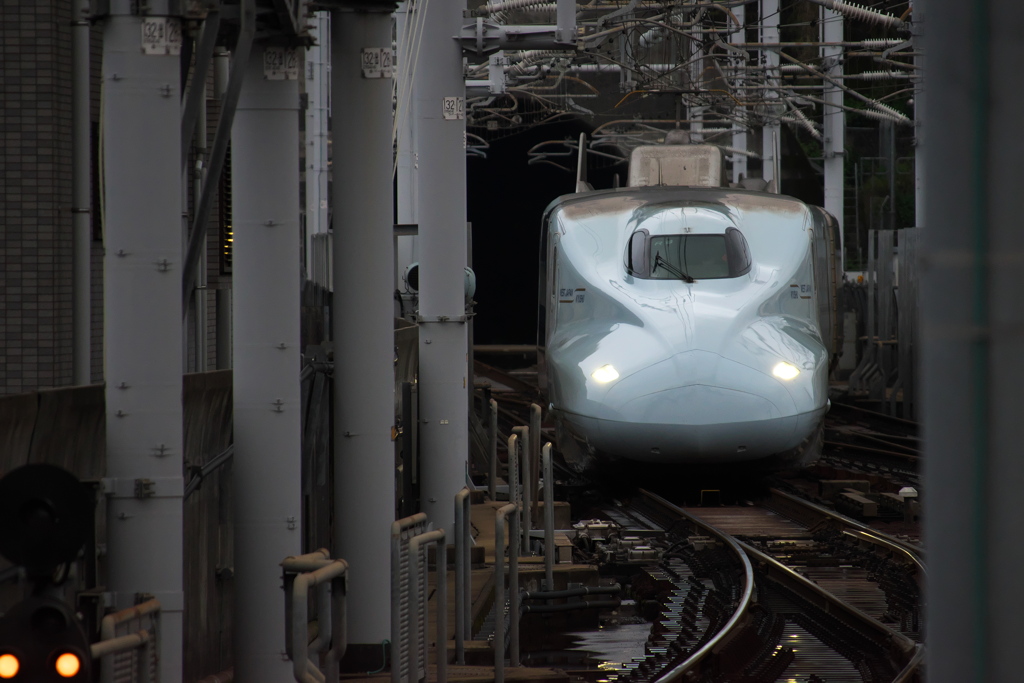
(511, 426), (531, 555)
(494, 503), (517, 683)
(454, 487), (471, 664)
(542, 442), (555, 591)
(530, 404), (542, 526)
(489, 399), (498, 500)
(409, 529), (447, 683)
(509, 499), (521, 667)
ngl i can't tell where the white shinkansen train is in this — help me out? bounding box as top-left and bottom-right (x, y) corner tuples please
(540, 141), (842, 467)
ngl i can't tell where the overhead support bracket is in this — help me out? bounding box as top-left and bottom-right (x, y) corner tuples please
(180, 10), (221, 173)
(458, 21), (577, 56)
(182, 0), (255, 311)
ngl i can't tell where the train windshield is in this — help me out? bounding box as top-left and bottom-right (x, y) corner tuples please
(645, 228), (751, 280)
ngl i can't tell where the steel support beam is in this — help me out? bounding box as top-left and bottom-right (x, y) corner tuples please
(100, 3), (184, 680)
(330, 6), (397, 647)
(181, 0), (254, 310)
(417, 0), (470, 536)
(730, 4), (747, 184)
(821, 6), (844, 260)
(180, 10), (220, 173)
(231, 43), (303, 682)
(760, 0), (780, 189)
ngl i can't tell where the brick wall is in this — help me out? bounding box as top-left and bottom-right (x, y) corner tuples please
(1, 0), (75, 395)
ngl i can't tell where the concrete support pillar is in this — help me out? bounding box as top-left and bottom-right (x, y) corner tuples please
(305, 11), (331, 277)
(231, 45), (303, 681)
(821, 7), (845, 260)
(923, 1), (1024, 680)
(760, 0), (780, 188)
(415, 0), (469, 536)
(331, 7), (397, 648)
(100, 4), (184, 681)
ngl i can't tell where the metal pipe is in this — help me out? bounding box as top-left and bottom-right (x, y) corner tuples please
(493, 503), (517, 683)
(91, 629), (151, 660)
(489, 399), (499, 500)
(454, 487), (471, 664)
(507, 434), (521, 554)
(522, 585), (620, 600)
(521, 600), (621, 614)
(542, 443), (555, 590)
(391, 513), (428, 683)
(71, 0), (91, 386)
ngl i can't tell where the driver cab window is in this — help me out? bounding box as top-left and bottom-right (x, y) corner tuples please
(632, 227), (751, 280)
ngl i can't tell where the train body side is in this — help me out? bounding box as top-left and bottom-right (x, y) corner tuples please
(540, 186), (839, 465)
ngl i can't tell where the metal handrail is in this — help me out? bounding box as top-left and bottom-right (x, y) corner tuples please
(454, 487), (473, 664)
(493, 502), (519, 683)
(96, 599), (161, 683)
(408, 529), (447, 683)
(391, 513), (429, 683)
(281, 550), (349, 683)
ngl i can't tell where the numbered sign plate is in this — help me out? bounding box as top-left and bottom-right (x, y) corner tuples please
(264, 46), (299, 80)
(442, 96), (465, 120)
(141, 17), (183, 55)
(361, 48), (393, 79)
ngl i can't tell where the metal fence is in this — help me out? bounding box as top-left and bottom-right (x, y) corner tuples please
(848, 228), (921, 419)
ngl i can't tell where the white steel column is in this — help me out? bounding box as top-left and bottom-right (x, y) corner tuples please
(305, 11), (331, 277)
(730, 4), (747, 183)
(416, 0), (469, 535)
(760, 0), (780, 188)
(821, 6), (845, 260)
(101, 3), (184, 681)
(331, 7), (397, 647)
(231, 45), (303, 681)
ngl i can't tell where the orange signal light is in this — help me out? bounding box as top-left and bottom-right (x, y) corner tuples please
(0, 653), (19, 679)
(55, 652), (81, 678)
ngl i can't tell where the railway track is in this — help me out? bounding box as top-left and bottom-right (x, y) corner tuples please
(591, 490), (923, 683)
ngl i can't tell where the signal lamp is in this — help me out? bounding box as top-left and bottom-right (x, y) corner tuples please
(0, 654), (19, 679)
(54, 653), (81, 678)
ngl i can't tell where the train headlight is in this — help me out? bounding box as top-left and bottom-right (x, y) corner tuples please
(591, 364), (620, 383)
(772, 362), (800, 380)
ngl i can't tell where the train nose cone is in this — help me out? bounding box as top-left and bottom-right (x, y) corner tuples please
(581, 350), (815, 461)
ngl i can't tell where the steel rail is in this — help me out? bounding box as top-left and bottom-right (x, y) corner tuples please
(738, 538), (922, 682)
(637, 490), (755, 683)
(769, 488), (924, 559)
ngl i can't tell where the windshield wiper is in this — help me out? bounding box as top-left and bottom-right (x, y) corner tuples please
(653, 253), (695, 283)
